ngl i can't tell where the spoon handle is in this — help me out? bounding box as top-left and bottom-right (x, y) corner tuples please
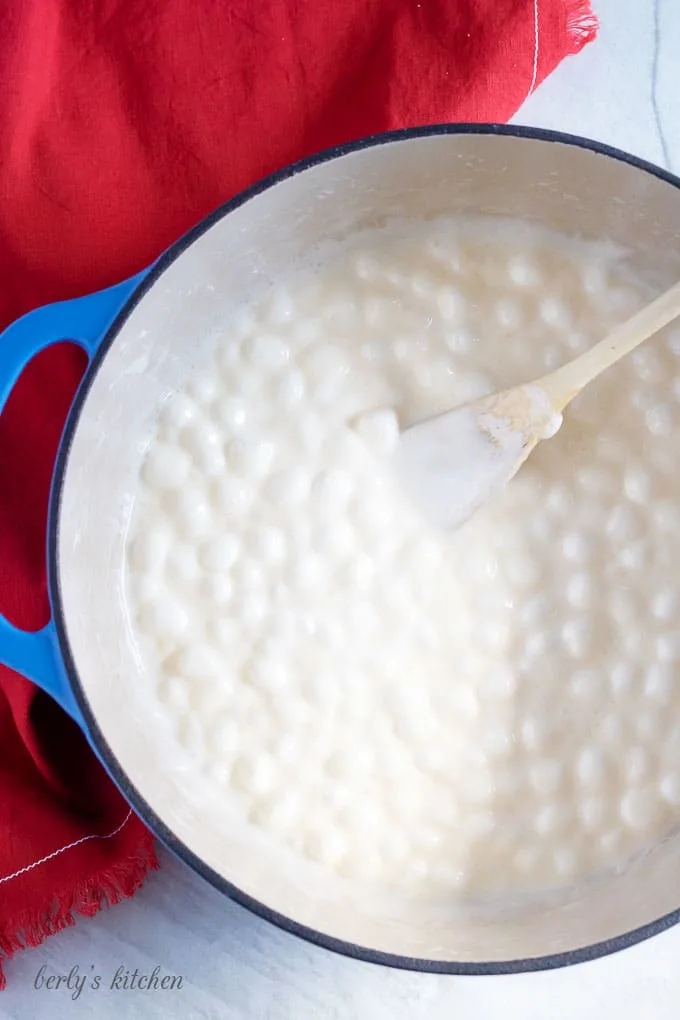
(537, 279), (680, 410)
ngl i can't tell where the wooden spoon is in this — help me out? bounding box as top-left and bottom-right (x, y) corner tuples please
(393, 279), (680, 531)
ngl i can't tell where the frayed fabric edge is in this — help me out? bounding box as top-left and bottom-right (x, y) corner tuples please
(566, 0), (599, 52)
(0, 839), (159, 990)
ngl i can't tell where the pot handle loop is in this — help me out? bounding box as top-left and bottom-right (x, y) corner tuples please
(0, 270), (149, 723)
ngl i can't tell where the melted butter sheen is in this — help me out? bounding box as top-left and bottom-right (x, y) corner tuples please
(126, 217), (680, 899)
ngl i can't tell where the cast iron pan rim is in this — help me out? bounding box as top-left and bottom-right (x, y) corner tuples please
(49, 122), (680, 975)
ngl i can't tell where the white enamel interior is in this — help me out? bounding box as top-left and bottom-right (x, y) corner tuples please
(57, 132), (680, 963)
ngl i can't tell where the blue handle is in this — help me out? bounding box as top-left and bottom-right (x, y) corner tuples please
(0, 269), (150, 725)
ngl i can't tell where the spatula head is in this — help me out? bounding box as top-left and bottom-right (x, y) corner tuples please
(394, 385), (563, 531)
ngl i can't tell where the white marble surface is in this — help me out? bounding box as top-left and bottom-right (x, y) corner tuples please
(3, 1), (680, 1016)
(512, 0), (679, 172)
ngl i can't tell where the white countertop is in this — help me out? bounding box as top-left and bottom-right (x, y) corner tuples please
(3, 1), (680, 1016)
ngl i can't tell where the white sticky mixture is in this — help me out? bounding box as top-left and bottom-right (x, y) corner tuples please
(126, 216), (680, 900)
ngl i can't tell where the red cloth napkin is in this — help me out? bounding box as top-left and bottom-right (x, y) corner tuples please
(0, 0), (597, 988)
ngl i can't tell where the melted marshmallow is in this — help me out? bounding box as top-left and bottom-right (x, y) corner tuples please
(126, 216), (680, 900)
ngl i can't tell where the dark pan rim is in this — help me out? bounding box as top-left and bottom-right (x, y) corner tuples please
(49, 122), (680, 975)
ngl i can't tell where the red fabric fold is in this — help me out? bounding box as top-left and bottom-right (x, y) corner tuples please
(0, 0), (597, 987)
